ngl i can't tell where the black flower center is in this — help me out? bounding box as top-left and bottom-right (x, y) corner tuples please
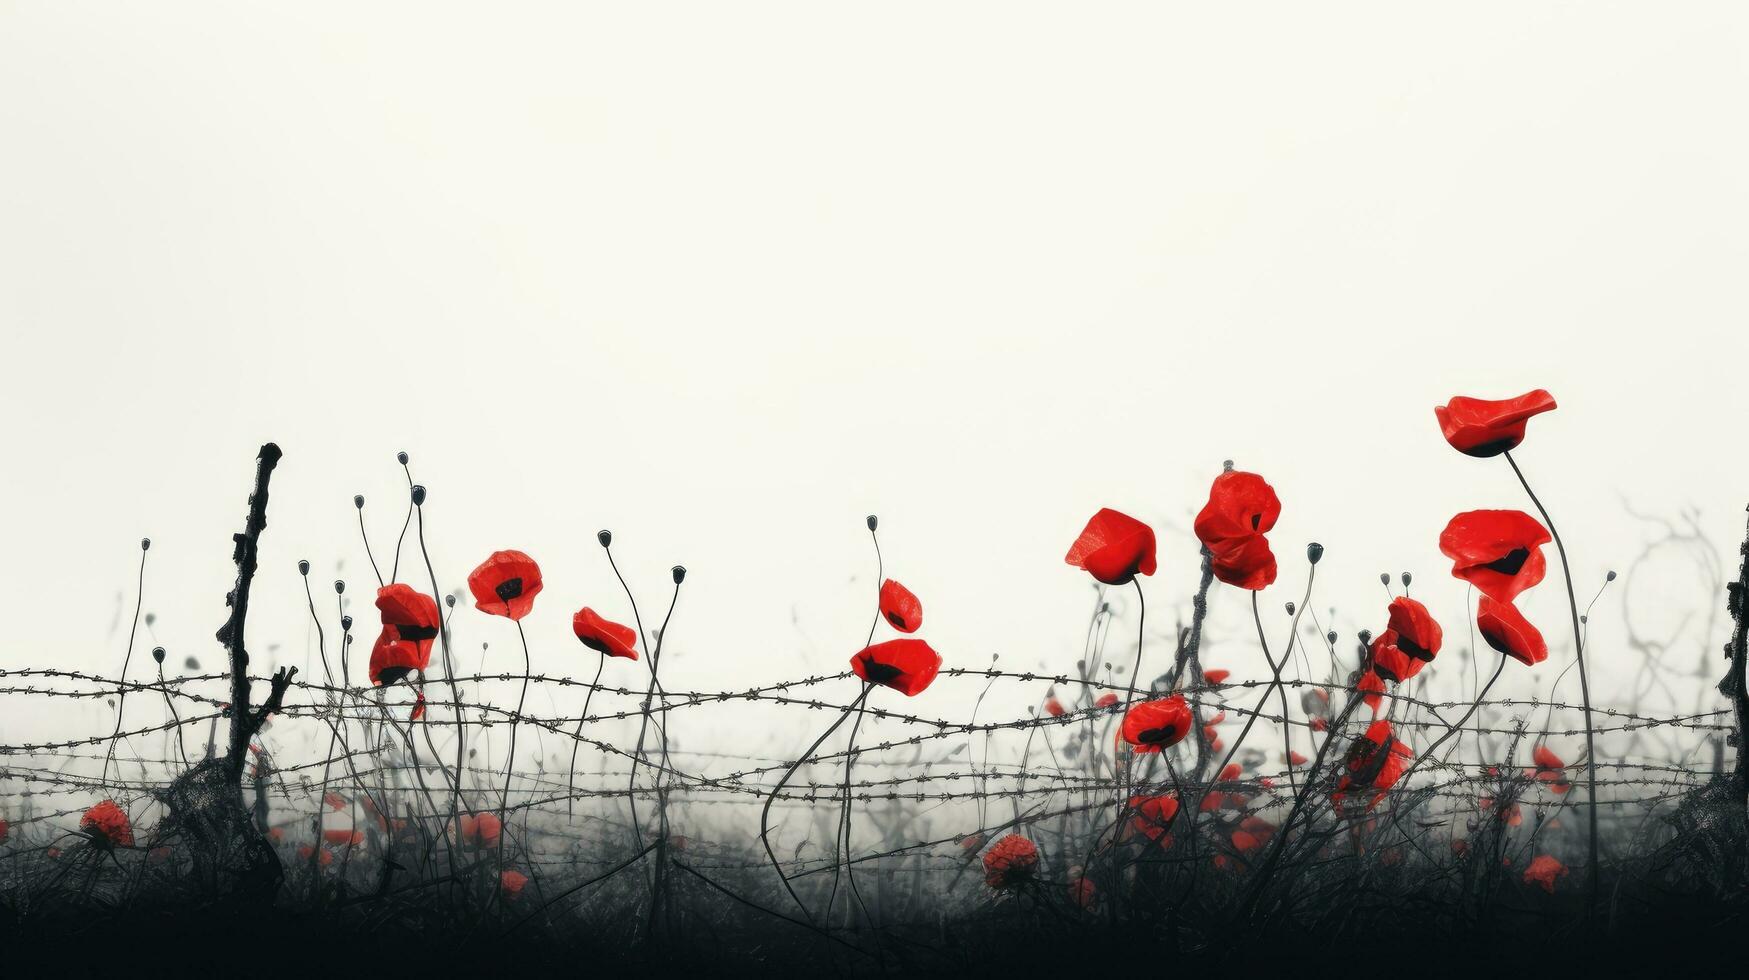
(1397, 635), (1431, 661)
(1482, 548), (1530, 577)
(1138, 723), (1179, 744)
(396, 625), (439, 642)
(495, 578), (524, 602)
(861, 658), (904, 684)
(885, 611), (907, 629)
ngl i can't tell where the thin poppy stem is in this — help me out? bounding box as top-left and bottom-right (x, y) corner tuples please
(357, 502), (384, 588)
(101, 544), (148, 786)
(1503, 448), (1599, 914)
(1385, 653), (1509, 859)
(391, 458), (413, 582)
(759, 684), (873, 922)
(156, 663), (190, 770)
(500, 618), (533, 862)
(566, 653), (606, 819)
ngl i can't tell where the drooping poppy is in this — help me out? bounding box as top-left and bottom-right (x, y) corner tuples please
(1476, 596), (1548, 666)
(1127, 794), (1180, 845)
(1438, 511), (1551, 603)
(1064, 508), (1157, 586)
(1333, 720), (1413, 810)
(80, 799), (133, 848)
(981, 834), (1040, 889)
(457, 811), (503, 847)
(1206, 534), (1279, 591)
(467, 550), (543, 621)
(500, 869), (530, 899)
(850, 638), (942, 696)
(879, 579), (923, 633)
(1435, 389), (1557, 458)
(1385, 597), (1443, 664)
(572, 607), (639, 660)
(1121, 694), (1192, 753)
(371, 584), (440, 686)
(1043, 697), (1065, 718)
(1368, 631), (1427, 685)
(1523, 854), (1568, 893)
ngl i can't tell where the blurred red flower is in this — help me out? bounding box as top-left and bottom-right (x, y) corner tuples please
(981, 834), (1039, 889)
(468, 550), (543, 620)
(1477, 597), (1549, 666)
(1126, 793), (1180, 845)
(851, 638), (942, 696)
(1438, 511), (1551, 603)
(80, 799), (133, 848)
(458, 811), (503, 847)
(1203, 669), (1230, 684)
(1064, 508), (1157, 586)
(1095, 692), (1119, 708)
(573, 607), (639, 660)
(1334, 720), (1413, 810)
(1523, 854), (1568, 893)
(1121, 694), (1192, 753)
(1043, 697), (1065, 717)
(1434, 389), (1557, 458)
(879, 579), (923, 633)
(500, 869), (530, 899)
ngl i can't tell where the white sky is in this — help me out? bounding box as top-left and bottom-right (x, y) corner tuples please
(2, 3), (1747, 752)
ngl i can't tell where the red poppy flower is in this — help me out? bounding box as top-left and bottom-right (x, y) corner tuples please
(298, 844), (335, 867)
(1333, 720), (1413, 810)
(850, 638), (942, 696)
(572, 607), (639, 660)
(1310, 717), (1328, 733)
(1095, 692), (1118, 708)
(1231, 829), (1266, 854)
(80, 799), (133, 848)
(500, 869), (529, 899)
(879, 579), (923, 633)
(958, 834), (985, 854)
(1127, 794), (1180, 845)
(1121, 694), (1192, 753)
(1218, 763), (1242, 782)
(1477, 597), (1548, 666)
(1368, 632), (1426, 685)
(457, 812), (503, 847)
(267, 826), (285, 842)
(467, 550), (543, 621)
(1356, 669), (1386, 714)
(1044, 697), (1065, 717)
(1529, 744), (1570, 793)
(323, 791), (347, 811)
(410, 691), (426, 721)
(370, 584), (440, 686)
(981, 834), (1040, 889)
(1064, 508), (1157, 586)
(1204, 669), (1230, 684)
(1523, 854), (1567, 893)
(324, 828), (365, 847)
(1068, 876), (1097, 909)
(1288, 751), (1309, 766)
(1206, 534), (1279, 591)
(1385, 597), (1442, 663)
(1194, 470), (1281, 544)
(1435, 389), (1557, 458)
(1439, 511), (1551, 603)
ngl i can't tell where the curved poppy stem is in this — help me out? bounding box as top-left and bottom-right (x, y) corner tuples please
(865, 524), (883, 647)
(759, 684), (873, 922)
(1503, 449), (1599, 913)
(1210, 569), (1315, 793)
(1385, 653), (1508, 855)
(500, 618), (533, 869)
(101, 544), (148, 786)
(566, 653), (606, 819)
(826, 694), (872, 929)
(390, 457), (414, 582)
(413, 498), (468, 825)
(356, 502), (384, 589)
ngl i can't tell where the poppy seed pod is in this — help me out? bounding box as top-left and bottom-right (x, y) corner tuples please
(141, 538), (151, 551)
(445, 594), (456, 608)
(334, 580), (345, 594)
(672, 565), (687, 584)
(298, 560), (310, 576)
(1401, 572), (1413, 587)
(1222, 459), (1235, 472)
(1327, 631), (1338, 646)
(1307, 542), (1324, 565)
(597, 530), (612, 548)
(341, 615), (352, 631)
(152, 647), (165, 664)
(867, 515), (879, 532)
(354, 494), (364, 509)
(1380, 573), (1390, 586)
(1606, 570), (1617, 582)
(145, 613), (155, 626)
(1285, 602), (1296, 616)
(1358, 629), (1373, 645)
(397, 451), (409, 465)
(411, 485), (426, 506)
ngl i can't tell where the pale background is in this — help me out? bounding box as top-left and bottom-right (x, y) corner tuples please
(2, 3), (1746, 755)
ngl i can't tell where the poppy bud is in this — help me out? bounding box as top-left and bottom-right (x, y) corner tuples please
(1327, 631), (1338, 646)
(411, 485), (426, 506)
(1606, 570), (1617, 582)
(1222, 459), (1235, 472)
(1358, 629), (1373, 645)
(1580, 614), (1587, 625)
(672, 565), (687, 584)
(397, 451), (409, 465)
(334, 580), (345, 595)
(298, 560), (310, 576)
(597, 530), (612, 548)
(354, 494), (365, 509)
(1285, 602), (1296, 616)
(145, 613), (155, 627)
(1401, 572), (1413, 587)
(445, 594), (456, 608)
(141, 538), (151, 551)
(1307, 542), (1323, 565)
(1379, 573), (1390, 586)
(341, 615), (353, 631)
(152, 647), (165, 664)
(867, 515), (879, 532)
